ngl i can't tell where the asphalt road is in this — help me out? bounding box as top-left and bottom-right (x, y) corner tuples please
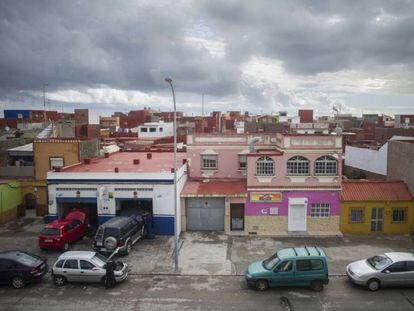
(1, 275), (414, 311)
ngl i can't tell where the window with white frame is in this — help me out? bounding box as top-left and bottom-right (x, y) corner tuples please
(159, 127), (163, 132)
(286, 156), (310, 175)
(140, 127), (148, 132)
(201, 154), (218, 170)
(392, 208), (406, 223)
(238, 155), (247, 170)
(149, 127), (156, 132)
(311, 203), (330, 217)
(255, 156), (275, 176)
(315, 156), (338, 176)
(50, 157), (64, 170)
(349, 208), (364, 223)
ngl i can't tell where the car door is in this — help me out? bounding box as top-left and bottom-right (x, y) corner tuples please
(405, 261), (414, 285)
(71, 220), (83, 240)
(0, 259), (15, 283)
(380, 261), (408, 286)
(62, 259), (80, 282)
(268, 260), (294, 287)
(80, 260), (102, 283)
(295, 259), (324, 286)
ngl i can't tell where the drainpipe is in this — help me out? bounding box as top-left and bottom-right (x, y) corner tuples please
(249, 137), (261, 152)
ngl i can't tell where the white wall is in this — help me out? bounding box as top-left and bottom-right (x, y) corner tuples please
(137, 122), (174, 138)
(345, 144), (388, 175)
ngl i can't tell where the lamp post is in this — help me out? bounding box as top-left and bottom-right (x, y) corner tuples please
(43, 83), (48, 124)
(165, 77), (179, 272)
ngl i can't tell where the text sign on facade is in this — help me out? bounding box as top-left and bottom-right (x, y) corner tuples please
(250, 192), (282, 203)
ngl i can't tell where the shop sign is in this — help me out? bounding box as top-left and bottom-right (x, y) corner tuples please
(250, 192), (282, 203)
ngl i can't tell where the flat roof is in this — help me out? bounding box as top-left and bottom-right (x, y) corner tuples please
(60, 152), (187, 173)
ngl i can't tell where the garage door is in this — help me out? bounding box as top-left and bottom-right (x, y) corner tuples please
(186, 198), (225, 231)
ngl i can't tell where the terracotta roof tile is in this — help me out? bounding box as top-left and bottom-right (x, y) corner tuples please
(181, 179), (247, 197)
(342, 180), (412, 201)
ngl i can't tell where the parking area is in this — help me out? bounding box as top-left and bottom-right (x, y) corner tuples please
(0, 216), (413, 276)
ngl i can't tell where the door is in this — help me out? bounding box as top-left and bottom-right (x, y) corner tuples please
(186, 198), (225, 231)
(62, 259), (80, 282)
(80, 260), (102, 283)
(230, 204), (245, 231)
(288, 204), (307, 231)
(269, 260), (295, 286)
(371, 208), (383, 232)
(0, 259), (15, 283)
(381, 261), (409, 286)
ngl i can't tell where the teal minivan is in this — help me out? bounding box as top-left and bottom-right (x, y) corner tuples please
(245, 247), (329, 291)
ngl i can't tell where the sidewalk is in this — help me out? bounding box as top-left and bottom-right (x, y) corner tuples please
(0, 217), (413, 276)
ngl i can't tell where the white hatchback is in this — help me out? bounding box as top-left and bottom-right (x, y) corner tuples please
(52, 250), (128, 286)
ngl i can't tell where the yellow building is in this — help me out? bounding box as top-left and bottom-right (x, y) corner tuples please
(341, 180), (414, 234)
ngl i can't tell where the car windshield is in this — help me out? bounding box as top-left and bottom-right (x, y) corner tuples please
(91, 253), (108, 267)
(263, 253), (280, 270)
(16, 253), (38, 266)
(41, 228), (60, 235)
(367, 255), (393, 270)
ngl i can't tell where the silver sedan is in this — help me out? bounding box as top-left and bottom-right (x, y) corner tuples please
(346, 252), (414, 291)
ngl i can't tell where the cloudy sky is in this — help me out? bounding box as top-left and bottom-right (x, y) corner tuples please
(1, 0), (414, 122)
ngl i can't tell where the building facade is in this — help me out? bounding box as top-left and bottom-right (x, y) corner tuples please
(138, 122), (174, 139)
(0, 180), (21, 224)
(47, 151), (187, 235)
(341, 181), (414, 234)
(182, 133), (343, 236)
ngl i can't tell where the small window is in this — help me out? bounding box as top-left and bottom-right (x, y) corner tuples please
(80, 260), (95, 270)
(350, 208), (364, 223)
(256, 156), (275, 176)
(159, 127), (163, 132)
(50, 157), (64, 170)
(311, 203), (330, 218)
(63, 259), (79, 269)
(392, 208), (406, 223)
(140, 127), (148, 132)
(201, 155), (218, 170)
(275, 261), (293, 272)
(238, 155), (247, 170)
(387, 261), (406, 273)
(149, 127), (156, 132)
(296, 259), (312, 271)
(55, 259), (65, 268)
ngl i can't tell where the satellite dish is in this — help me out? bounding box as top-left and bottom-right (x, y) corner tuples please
(5, 126), (10, 132)
(334, 126), (343, 136)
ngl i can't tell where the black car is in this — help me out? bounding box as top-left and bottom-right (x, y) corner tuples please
(0, 250), (48, 288)
(92, 213), (149, 256)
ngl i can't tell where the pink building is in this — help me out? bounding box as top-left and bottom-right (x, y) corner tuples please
(181, 133), (343, 235)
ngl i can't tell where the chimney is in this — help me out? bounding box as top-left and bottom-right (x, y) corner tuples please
(114, 167), (119, 173)
(83, 158), (91, 164)
(133, 159), (140, 165)
(104, 152), (109, 158)
(147, 153), (152, 159)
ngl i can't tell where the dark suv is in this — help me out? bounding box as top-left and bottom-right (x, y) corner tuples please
(92, 214), (149, 256)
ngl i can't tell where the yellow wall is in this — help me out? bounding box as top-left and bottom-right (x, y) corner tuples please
(341, 201), (414, 234)
(34, 141), (80, 180)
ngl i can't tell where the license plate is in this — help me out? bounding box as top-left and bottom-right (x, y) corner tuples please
(44, 239), (52, 242)
(97, 242), (102, 246)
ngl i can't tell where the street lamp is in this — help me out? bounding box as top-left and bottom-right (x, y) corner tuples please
(165, 76), (179, 272)
(43, 83), (48, 124)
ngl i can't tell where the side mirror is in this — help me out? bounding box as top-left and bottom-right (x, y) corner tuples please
(383, 270), (390, 274)
(92, 267), (99, 271)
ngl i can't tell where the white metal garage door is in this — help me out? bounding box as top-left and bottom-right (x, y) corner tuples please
(186, 198), (225, 231)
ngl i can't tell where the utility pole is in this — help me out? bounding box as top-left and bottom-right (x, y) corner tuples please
(43, 83), (48, 124)
(202, 93), (204, 116)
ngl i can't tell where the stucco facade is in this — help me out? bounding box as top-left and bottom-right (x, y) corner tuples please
(0, 180), (21, 224)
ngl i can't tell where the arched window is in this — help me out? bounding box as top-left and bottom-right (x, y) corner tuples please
(286, 156), (310, 176)
(314, 156), (338, 176)
(256, 156), (275, 176)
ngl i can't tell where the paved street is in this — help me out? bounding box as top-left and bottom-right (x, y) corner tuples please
(1, 275), (414, 311)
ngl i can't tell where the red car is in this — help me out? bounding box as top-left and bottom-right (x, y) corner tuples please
(39, 209), (88, 251)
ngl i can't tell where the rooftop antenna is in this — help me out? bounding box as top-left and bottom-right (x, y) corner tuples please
(202, 93), (205, 116)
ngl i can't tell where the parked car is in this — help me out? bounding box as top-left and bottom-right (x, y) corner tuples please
(245, 247), (329, 291)
(346, 252), (414, 291)
(92, 213), (149, 256)
(39, 208), (89, 251)
(0, 250), (48, 289)
(52, 250), (128, 286)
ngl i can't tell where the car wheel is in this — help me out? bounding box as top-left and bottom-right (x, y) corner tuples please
(126, 241), (132, 255)
(255, 279), (269, 291)
(310, 280), (324, 292)
(53, 275), (67, 287)
(63, 242), (69, 251)
(11, 276), (25, 289)
(367, 279), (380, 291)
